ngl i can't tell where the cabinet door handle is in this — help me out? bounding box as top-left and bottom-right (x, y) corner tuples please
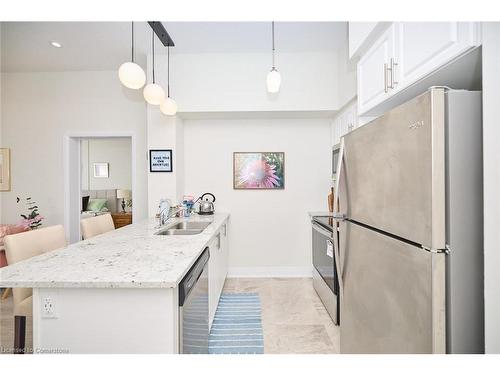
(387, 58), (398, 89)
(391, 58), (398, 87)
(384, 63), (388, 93)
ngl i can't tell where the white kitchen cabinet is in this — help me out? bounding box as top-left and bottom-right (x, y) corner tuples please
(349, 22), (393, 59)
(331, 100), (358, 147)
(357, 24), (397, 115)
(220, 222), (228, 281)
(208, 221), (229, 328)
(357, 22), (480, 115)
(395, 22), (480, 92)
(345, 105), (357, 133)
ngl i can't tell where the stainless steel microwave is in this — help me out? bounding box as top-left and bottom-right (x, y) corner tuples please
(332, 144), (340, 180)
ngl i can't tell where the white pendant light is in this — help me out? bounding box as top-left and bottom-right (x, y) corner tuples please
(160, 46), (178, 116)
(266, 21), (281, 93)
(118, 22), (146, 90)
(267, 68), (281, 93)
(144, 83), (165, 105)
(160, 97), (178, 116)
(143, 30), (165, 105)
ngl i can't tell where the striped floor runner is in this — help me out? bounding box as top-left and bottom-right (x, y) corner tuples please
(209, 293), (264, 354)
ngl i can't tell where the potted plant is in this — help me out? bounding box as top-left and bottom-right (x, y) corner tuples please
(17, 197), (44, 230)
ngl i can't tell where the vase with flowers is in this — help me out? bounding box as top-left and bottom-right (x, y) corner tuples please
(17, 196), (44, 230)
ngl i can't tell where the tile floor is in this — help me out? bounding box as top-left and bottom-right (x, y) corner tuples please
(0, 278), (339, 354)
(222, 278), (339, 354)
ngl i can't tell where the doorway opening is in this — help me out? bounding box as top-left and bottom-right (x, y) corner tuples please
(64, 134), (135, 243)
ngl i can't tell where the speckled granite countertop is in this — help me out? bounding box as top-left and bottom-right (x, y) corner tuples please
(0, 213), (229, 289)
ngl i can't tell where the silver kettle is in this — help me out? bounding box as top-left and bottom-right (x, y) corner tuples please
(197, 193), (216, 215)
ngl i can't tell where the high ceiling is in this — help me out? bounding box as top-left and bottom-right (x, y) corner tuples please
(1, 22), (347, 72)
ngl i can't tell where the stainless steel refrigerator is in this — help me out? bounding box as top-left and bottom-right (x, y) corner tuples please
(333, 88), (484, 354)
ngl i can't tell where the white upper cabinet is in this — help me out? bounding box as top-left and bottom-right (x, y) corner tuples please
(331, 100), (358, 147)
(345, 106), (357, 133)
(395, 22), (480, 91)
(357, 22), (480, 115)
(357, 24), (396, 115)
(349, 22), (392, 59)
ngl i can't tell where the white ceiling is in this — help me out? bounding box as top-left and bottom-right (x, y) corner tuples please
(1, 21), (347, 72)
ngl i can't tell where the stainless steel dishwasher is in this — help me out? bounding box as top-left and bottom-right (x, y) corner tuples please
(179, 248), (210, 354)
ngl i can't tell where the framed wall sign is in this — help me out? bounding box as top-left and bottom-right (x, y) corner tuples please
(149, 149), (173, 172)
(93, 162), (109, 178)
(233, 152), (284, 190)
(0, 148), (11, 191)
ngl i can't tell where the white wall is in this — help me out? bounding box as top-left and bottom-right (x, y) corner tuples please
(80, 138), (132, 191)
(155, 51), (340, 113)
(183, 118), (331, 276)
(1, 71), (147, 227)
(482, 22), (500, 354)
(146, 112), (184, 217)
(146, 47), (350, 217)
(337, 42), (357, 106)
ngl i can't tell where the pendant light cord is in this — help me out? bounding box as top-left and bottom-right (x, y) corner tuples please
(152, 30), (156, 83)
(131, 22), (134, 62)
(271, 21), (276, 69)
(167, 46), (171, 98)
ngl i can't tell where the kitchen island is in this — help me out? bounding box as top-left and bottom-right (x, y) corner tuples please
(0, 212), (229, 354)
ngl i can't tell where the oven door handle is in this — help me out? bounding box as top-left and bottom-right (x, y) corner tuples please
(311, 222), (333, 238)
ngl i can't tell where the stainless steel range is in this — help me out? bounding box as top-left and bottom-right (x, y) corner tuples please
(311, 216), (339, 325)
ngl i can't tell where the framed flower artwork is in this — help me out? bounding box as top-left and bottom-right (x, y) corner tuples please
(233, 152), (284, 190)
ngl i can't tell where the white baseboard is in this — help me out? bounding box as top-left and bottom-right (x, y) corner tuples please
(227, 266), (312, 278)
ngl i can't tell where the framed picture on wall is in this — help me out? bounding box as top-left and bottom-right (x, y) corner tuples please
(0, 148), (11, 191)
(149, 149), (173, 172)
(93, 162), (109, 178)
(233, 152), (285, 189)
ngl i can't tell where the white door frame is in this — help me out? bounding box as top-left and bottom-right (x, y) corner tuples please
(63, 131), (137, 243)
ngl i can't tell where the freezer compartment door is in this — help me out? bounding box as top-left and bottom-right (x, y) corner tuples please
(341, 89), (445, 249)
(339, 221), (445, 354)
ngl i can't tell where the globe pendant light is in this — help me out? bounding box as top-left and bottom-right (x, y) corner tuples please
(266, 21), (281, 93)
(118, 22), (146, 89)
(160, 46), (178, 116)
(143, 30), (166, 105)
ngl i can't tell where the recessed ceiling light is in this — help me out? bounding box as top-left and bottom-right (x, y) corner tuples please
(50, 41), (62, 48)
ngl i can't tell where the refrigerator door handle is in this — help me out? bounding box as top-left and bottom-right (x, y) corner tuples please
(333, 137), (347, 288)
(333, 226), (344, 298)
(333, 137), (345, 218)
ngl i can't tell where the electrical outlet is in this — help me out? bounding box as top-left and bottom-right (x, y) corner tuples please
(41, 297), (57, 319)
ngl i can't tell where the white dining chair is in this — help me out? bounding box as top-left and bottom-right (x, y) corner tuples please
(80, 213), (115, 240)
(4, 225), (67, 354)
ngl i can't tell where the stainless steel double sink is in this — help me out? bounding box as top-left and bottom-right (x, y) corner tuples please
(155, 221), (212, 236)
